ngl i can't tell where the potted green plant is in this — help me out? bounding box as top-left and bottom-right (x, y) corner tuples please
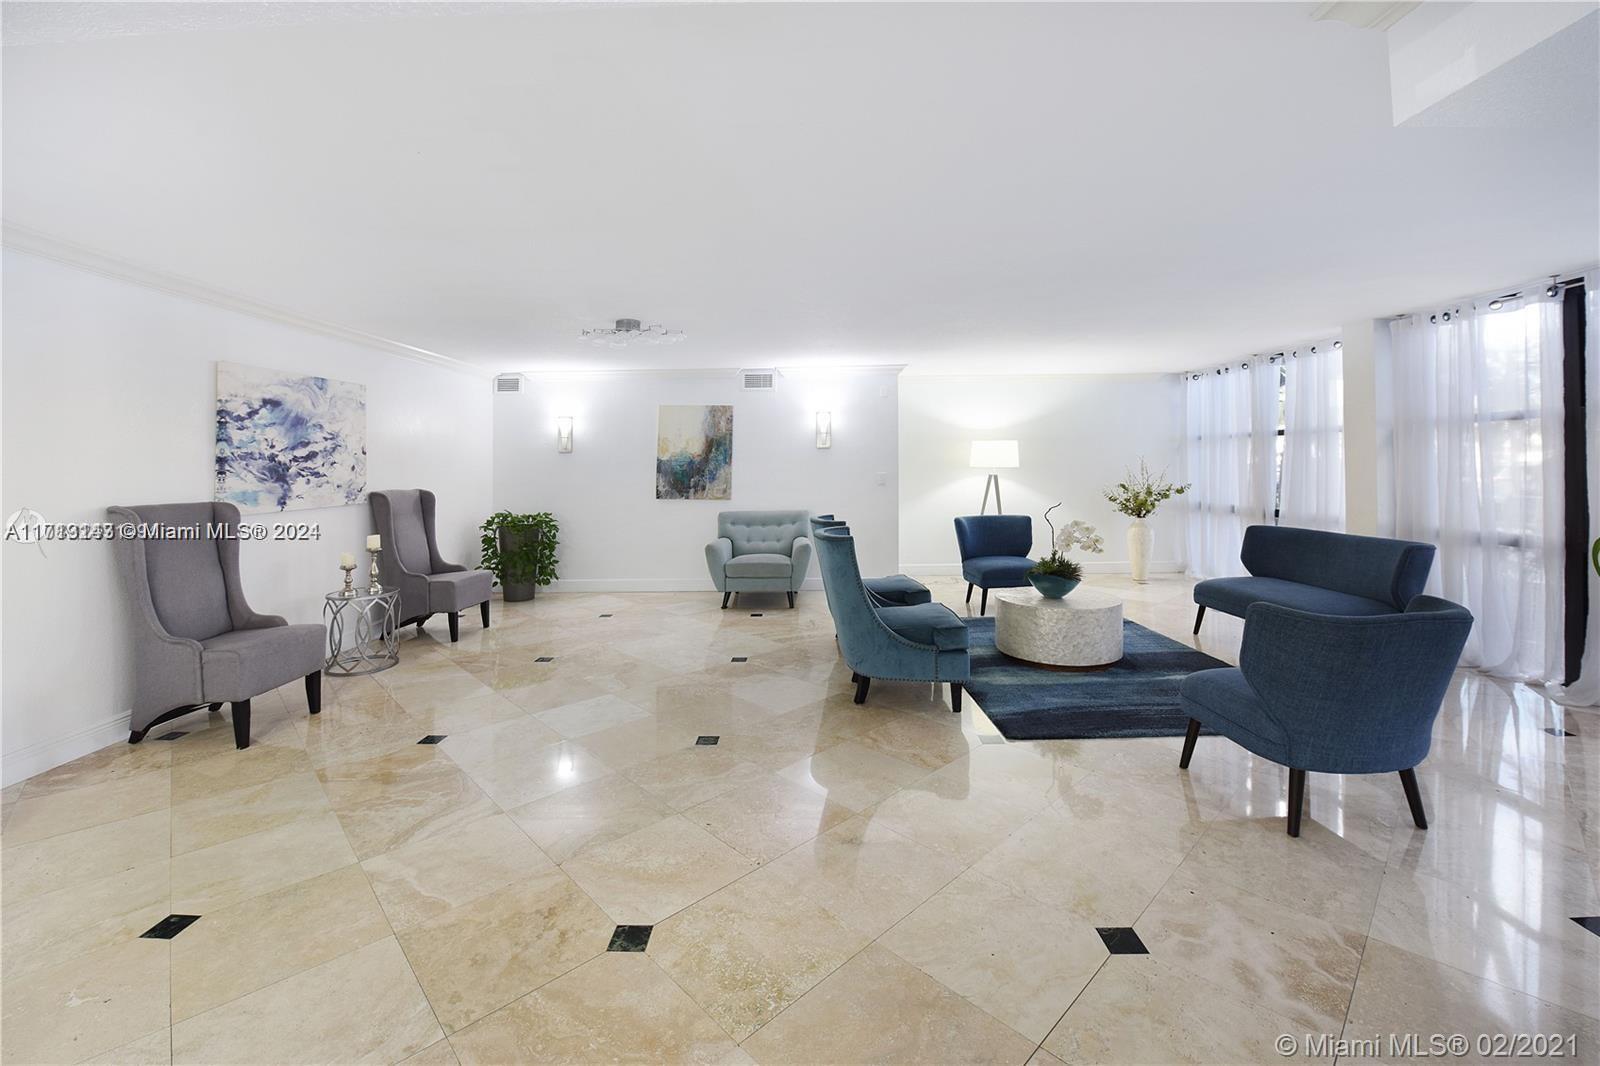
(1103, 461), (1188, 583)
(1028, 505), (1104, 599)
(479, 511), (559, 602)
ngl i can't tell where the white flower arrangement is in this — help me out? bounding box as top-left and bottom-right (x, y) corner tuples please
(1056, 519), (1105, 556)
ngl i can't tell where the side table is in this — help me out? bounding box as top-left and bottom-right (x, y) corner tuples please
(324, 586), (401, 676)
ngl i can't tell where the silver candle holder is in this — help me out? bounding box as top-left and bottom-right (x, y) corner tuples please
(367, 548), (383, 594)
(339, 561), (358, 598)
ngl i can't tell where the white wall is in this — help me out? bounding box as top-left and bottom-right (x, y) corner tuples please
(493, 368), (900, 590)
(899, 374), (1186, 574)
(1, 250), (493, 785)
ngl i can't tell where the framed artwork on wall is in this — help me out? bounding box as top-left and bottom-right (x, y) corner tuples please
(215, 361), (368, 514)
(656, 404), (733, 500)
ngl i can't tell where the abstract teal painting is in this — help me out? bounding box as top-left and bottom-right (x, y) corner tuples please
(215, 361), (367, 514)
(656, 404), (733, 500)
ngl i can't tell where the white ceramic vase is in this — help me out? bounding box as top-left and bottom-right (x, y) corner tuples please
(1127, 517), (1153, 583)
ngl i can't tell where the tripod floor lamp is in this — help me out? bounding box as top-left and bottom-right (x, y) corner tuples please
(970, 440), (1019, 514)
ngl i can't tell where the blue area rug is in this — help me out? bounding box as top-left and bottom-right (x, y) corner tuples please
(964, 616), (1228, 741)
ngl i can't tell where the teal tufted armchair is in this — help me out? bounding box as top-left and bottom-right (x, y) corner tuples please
(706, 510), (812, 608)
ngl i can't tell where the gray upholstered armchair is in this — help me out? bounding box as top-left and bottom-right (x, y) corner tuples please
(369, 489), (493, 642)
(109, 502), (323, 750)
(705, 510), (812, 609)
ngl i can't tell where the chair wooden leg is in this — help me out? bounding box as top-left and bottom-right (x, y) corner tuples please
(480, 600), (491, 629)
(787, 591), (796, 608)
(853, 676), (871, 704)
(950, 682), (963, 714)
(1179, 718), (1201, 768)
(980, 588), (988, 615)
(305, 671), (321, 715)
(232, 699), (252, 750)
(1399, 768), (1428, 829)
(965, 583), (974, 604)
(1286, 768), (1306, 837)
(850, 672), (860, 683)
(721, 592), (731, 609)
(448, 612), (460, 642)
(1193, 605), (1206, 635)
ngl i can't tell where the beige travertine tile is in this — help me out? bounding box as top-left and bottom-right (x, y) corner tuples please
(685, 773), (853, 862)
(434, 714), (565, 769)
(451, 739), (612, 809)
(729, 672), (830, 716)
(775, 739), (930, 812)
(534, 693), (651, 738)
(1137, 867), (1366, 1034)
(0, 937), (169, 1064)
(169, 769), (331, 854)
(623, 745), (774, 811)
(317, 745), (500, 860)
(760, 816), (965, 938)
(574, 716), (703, 771)
(171, 812), (356, 913)
(397, 868), (612, 1032)
(1042, 955), (1323, 1065)
(1344, 940), (1600, 1063)
(2, 858), (169, 979)
(648, 867), (868, 1040)
(400, 1038), (460, 1066)
(505, 774), (675, 863)
(171, 863), (392, 1021)
(561, 815), (758, 925)
(3, 808), (170, 905)
(740, 944), (1036, 1064)
(866, 771), (1044, 865)
(880, 869), (1106, 1042)
(383, 670), (495, 712)
(400, 691), (530, 736)
(362, 812), (553, 931)
(447, 952), (750, 1065)
(17, 743), (170, 801)
(1, 769), (170, 847)
(170, 743), (311, 805)
(172, 937), (441, 1064)
(854, 710), (981, 770)
(81, 1028), (173, 1065)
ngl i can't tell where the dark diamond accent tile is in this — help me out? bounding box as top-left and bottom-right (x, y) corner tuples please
(1096, 927), (1148, 954)
(608, 924), (652, 951)
(730, 656), (748, 663)
(141, 914), (201, 940)
(696, 736), (720, 746)
(534, 656), (555, 663)
(418, 735), (447, 745)
(155, 731), (188, 741)
(1544, 727), (1577, 737)
(750, 613), (764, 618)
(1572, 916), (1600, 937)
(599, 613), (613, 618)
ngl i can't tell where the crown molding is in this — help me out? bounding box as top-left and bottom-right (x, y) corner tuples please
(1, 221), (491, 378)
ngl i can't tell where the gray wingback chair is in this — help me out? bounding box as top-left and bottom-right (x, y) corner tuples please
(705, 510), (812, 608)
(109, 502), (323, 750)
(369, 489), (493, 642)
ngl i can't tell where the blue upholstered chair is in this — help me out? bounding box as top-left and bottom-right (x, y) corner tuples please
(954, 514), (1033, 615)
(706, 510), (812, 609)
(810, 515), (932, 607)
(1179, 596), (1473, 837)
(814, 525), (970, 711)
(1192, 525), (1435, 635)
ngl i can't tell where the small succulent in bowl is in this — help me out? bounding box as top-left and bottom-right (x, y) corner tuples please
(1028, 505), (1102, 598)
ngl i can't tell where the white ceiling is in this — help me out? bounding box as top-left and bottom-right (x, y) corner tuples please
(3, 2), (1596, 375)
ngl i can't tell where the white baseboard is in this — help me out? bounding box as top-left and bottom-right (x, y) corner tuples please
(2, 711), (132, 789)
(547, 577), (827, 593)
(900, 560), (1184, 577)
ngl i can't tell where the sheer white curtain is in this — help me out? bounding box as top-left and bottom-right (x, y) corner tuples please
(1279, 345), (1345, 531)
(1391, 292), (1566, 683)
(1556, 275), (1598, 706)
(1186, 358), (1277, 578)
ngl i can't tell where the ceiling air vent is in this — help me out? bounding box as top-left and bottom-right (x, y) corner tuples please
(741, 369), (776, 391)
(494, 374), (524, 394)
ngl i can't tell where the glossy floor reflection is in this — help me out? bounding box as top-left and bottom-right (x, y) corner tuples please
(3, 577), (1597, 1064)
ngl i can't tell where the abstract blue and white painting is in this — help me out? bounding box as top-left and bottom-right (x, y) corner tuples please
(656, 404), (733, 500)
(215, 361), (367, 514)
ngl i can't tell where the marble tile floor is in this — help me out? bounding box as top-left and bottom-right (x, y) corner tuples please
(3, 576), (1598, 1064)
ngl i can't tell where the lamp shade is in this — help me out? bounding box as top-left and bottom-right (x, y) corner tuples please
(969, 440), (1020, 469)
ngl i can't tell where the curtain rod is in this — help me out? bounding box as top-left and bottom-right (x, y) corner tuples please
(1389, 273), (1586, 322)
(1184, 340), (1341, 380)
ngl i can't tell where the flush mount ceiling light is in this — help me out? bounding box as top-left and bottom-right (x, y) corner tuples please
(579, 318), (685, 348)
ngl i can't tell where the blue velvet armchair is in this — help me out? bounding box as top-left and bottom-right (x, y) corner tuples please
(810, 515), (932, 607)
(954, 514), (1033, 615)
(1179, 595), (1473, 837)
(814, 525), (969, 711)
(706, 510), (812, 609)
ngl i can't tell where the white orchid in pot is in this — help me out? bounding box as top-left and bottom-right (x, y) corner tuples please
(1027, 505), (1104, 599)
(1103, 461), (1188, 583)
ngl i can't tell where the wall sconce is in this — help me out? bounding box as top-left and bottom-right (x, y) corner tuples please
(815, 411), (832, 449)
(556, 416), (574, 453)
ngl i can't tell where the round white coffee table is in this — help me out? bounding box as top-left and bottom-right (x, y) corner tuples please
(993, 586), (1124, 668)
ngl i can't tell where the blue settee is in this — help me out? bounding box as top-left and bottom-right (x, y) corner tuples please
(1192, 525), (1436, 635)
(954, 514), (1034, 616)
(814, 524), (969, 712)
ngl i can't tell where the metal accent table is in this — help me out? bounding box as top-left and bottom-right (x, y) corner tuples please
(993, 586), (1124, 668)
(323, 586), (401, 676)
